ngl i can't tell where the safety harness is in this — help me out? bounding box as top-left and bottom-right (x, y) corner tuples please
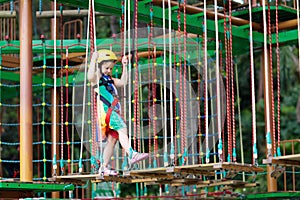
(97, 76), (120, 129)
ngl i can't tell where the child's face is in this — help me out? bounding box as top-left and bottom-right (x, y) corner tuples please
(101, 61), (114, 76)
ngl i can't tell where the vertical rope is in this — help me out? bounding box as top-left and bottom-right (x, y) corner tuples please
(197, 36), (202, 164)
(59, 4), (65, 175)
(268, 1), (276, 156)
(214, 0), (222, 162)
(153, 46), (158, 167)
(275, 0), (281, 156)
(235, 62), (245, 181)
(147, 24), (152, 166)
(224, 2), (232, 162)
(127, 0), (132, 153)
(147, 2), (154, 167)
(89, 0), (97, 171)
(162, 0), (168, 167)
(168, 0), (174, 165)
(183, 0), (188, 165)
(79, 0), (92, 173)
(203, 0), (209, 164)
(52, 0), (58, 176)
(121, 0), (127, 166)
(178, 1), (184, 165)
(220, 41), (225, 162)
(65, 46), (71, 174)
(228, 0), (236, 163)
(262, 0), (272, 157)
(133, 0), (140, 152)
(248, 0), (258, 165)
(173, 32), (178, 166)
(41, 42), (47, 180)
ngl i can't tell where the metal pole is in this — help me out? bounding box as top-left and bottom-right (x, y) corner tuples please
(19, 0), (33, 182)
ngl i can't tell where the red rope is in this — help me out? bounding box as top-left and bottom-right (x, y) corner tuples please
(92, 93), (97, 159)
(224, 10), (232, 162)
(275, 0), (281, 150)
(60, 4), (64, 173)
(65, 47), (71, 173)
(268, 2), (276, 156)
(229, 0), (236, 162)
(89, 1), (97, 163)
(149, 2), (154, 165)
(89, 3), (95, 54)
(177, 2), (184, 160)
(183, 0), (187, 164)
(133, 0), (140, 152)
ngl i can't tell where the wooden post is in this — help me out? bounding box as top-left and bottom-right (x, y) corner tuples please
(51, 90), (60, 198)
(51, 2), (60, 198)
(19, 0), (33, 182)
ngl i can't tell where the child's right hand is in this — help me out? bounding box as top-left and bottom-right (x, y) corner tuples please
(91, 51), (98, 61)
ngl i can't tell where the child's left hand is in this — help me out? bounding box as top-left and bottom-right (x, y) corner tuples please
(122, 56), (128, 66)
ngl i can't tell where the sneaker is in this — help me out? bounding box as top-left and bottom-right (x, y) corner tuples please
(102, 167), (118, 176)
(129, 152), (149, 165)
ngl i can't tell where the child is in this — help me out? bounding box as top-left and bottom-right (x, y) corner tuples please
(88, 49), (148, 175)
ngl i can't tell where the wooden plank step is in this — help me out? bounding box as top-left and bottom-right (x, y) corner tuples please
(213, 162), (264, 173)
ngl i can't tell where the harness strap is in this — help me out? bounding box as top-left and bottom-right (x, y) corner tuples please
(103, 96), (119, 128)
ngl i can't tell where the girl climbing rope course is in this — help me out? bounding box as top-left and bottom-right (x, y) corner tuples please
(88, 49), (149, 176)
